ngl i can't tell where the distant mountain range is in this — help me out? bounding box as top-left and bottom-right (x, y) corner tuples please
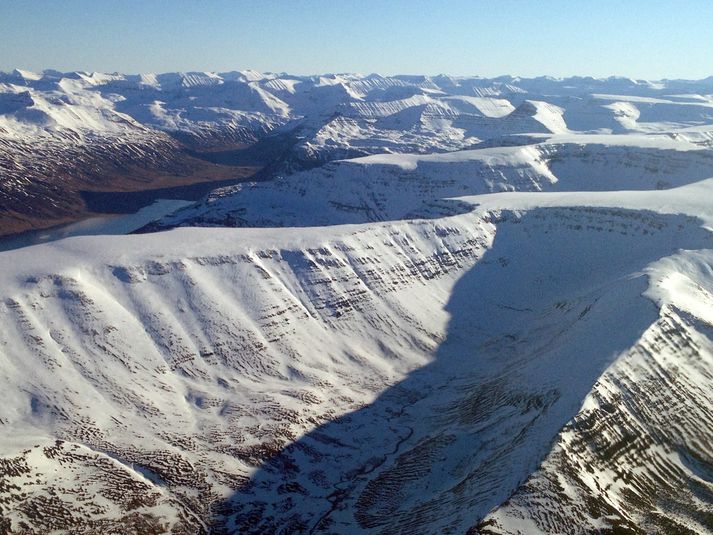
(2, 69), (713, 235)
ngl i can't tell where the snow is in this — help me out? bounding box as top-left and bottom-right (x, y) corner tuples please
(2, 71), (713, 533)
(3, 176), (712, 531)
(2, 69), (712, 160)
(465, 177), (713, 226)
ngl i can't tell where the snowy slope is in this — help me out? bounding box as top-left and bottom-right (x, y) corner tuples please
(0, 212), (496, 532)
(2, 180), (713, 533)
(150, 133), (713, 230)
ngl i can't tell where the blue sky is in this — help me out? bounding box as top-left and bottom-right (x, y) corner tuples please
(2, 0), (712, 79)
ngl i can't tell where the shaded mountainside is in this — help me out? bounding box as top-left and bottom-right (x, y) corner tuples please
(480, 250), (713, 534)
(218, 207), (713, 534)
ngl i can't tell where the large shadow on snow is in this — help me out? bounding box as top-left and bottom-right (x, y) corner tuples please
(211, 207), (711, 534)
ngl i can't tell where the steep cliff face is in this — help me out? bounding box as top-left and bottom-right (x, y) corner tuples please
(481, 251), (713, 535)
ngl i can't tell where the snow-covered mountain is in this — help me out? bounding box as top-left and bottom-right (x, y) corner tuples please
(0, 70), (713, 233)
(147, 133), (713, 231)
(3, 69), (713, 236)
(2, 72), (713, 534)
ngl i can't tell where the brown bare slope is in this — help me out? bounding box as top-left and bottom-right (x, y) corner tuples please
(0, 135), (260, 237)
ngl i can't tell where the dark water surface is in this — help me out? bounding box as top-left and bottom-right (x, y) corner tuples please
(0, 199), (193, 252)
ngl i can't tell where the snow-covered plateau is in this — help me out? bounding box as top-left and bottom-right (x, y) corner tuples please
(2, 71), (713, 534)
